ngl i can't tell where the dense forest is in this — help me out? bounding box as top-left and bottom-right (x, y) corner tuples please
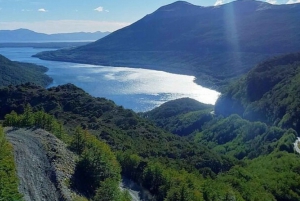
(0, 54), (52, 87)
(215, 52), (300, 130)
(0, 79), (299, 200)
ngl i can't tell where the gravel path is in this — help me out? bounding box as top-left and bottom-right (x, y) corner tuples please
(120, 176), (153, 201)
(5, 127), (76, 201)
(294, 137), (300, 154)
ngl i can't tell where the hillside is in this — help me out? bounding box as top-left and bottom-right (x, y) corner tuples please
(35, 0), (300, 88)
(142, 98), (214, 136)
(0, 83), (300, 200)
(6, 128), (77, 201)
(0, 29), (110, 42)
(0, 83), (234, 175)
(215, 52), (300, 131)
(0, 54), (52, 87)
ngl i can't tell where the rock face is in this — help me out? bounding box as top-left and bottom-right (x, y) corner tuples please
(5, 128), (76, 201)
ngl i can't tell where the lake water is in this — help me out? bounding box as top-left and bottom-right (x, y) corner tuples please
(0, 47), (220, 112)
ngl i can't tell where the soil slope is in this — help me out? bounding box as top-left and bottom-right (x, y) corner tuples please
(5, 128), (76, 201)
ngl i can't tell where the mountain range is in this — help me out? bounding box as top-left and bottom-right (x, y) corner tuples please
(35, 0), (300, 88)
(0, 29), (110, 42)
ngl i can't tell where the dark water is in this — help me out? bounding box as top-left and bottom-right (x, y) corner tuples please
(0, 47), (219, 112)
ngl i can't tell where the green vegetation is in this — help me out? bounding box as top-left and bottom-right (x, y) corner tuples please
(0, 126), (22, 201)
(195, 114), (297, 159)
(0, 80), (300, 200)
(0, 54), (52, 87)
(3, 106), (129, 201)
(0, 83), (235, 175)
(215, 52), (300, 131)
(3, 104), (65, 139)
(70, 127), (129, 200)
(142, 98), (213, 136)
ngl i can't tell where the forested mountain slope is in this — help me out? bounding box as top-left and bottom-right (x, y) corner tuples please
(215, 52), (300, 131)
(0, 83), (299, 200)
(142, 98), (214, 136)
(0, 83), (234, 175)
(35, 0), (300, 88)
(0, 54), (52, 87)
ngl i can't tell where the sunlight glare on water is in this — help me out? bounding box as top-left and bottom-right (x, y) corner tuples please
(0, 47), (220, 111)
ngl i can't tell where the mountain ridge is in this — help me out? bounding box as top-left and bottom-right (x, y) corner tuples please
(0, 28), (110, 42)
(35, 0), (300, 88)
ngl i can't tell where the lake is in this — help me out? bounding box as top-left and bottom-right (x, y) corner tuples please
(0, 47), (220, 112)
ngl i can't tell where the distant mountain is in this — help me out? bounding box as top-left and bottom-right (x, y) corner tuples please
(0, 29), (110, 42)
(35, 0), (300, 88)
(0, 54), (52, 87)
(215, 52), (300, 130)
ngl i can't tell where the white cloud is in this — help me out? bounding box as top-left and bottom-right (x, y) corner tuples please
(38, 8), (47, 12)
(214, 0), (224, 6)
(0, 20), (131, 34)
(266, 0), (278, 4)
(286, 0), (300, 4)
(94, 6), (103, 12)
(214, 0), (231, 6)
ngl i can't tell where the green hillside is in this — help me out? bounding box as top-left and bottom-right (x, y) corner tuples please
(0, 54), (52, 87)
(0, 83), (234, 174)
(142, 98), (214, 136)
(215, 52), (300, 131)
(0, 83), (299, 200)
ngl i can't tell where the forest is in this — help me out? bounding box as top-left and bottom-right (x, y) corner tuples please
(0, 76), (299, 200)
(0, 54), (52, 87)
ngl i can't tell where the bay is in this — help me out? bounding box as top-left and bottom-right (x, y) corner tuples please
(0, 47), (220, 112)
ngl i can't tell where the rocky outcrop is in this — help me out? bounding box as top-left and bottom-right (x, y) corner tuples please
(6, 128), (76, 201)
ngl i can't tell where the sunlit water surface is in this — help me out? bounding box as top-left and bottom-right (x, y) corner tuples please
(0, 47), (220, 112)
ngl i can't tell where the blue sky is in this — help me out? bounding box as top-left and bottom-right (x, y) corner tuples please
(0, 0), (299, 33)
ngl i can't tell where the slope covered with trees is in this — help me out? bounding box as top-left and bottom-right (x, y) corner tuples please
(0, 83), (235, 175)
(215, 52), (300, 131)
(0, 82), (299, 200)
(3, 107), (131, 201)
(0, 54), (52, 87)
(35, 0), (300, 88)
(142, 98), (213, 136)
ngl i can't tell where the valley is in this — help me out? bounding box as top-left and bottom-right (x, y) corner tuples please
(35, 0), (300, 89)
(1, 0), (300, 201)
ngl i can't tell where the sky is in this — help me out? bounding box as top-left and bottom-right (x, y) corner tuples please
(0, 0), (299, 34)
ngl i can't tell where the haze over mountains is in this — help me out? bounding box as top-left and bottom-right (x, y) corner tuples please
(0, 29), (110, 42)
(35, 0), (300, 88)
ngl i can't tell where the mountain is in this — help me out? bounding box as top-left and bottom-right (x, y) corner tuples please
(215, 52), (300, 130)
(0, 29), (110, 42)
(0, 54), (52, 87)
(35, 0), (300, 88)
